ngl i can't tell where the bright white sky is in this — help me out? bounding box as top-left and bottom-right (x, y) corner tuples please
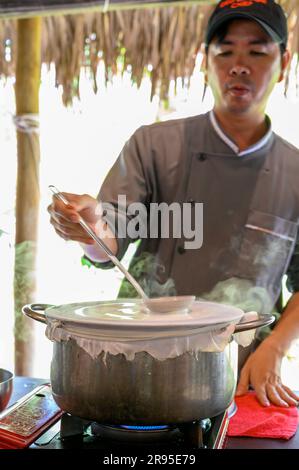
(1, 55), (299, 380)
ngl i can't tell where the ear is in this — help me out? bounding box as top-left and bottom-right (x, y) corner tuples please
(278, 49), (290, 83)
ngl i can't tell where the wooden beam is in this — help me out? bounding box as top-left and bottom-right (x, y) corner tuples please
(14, 17), (41, 376)
(0, 0), (212, 19)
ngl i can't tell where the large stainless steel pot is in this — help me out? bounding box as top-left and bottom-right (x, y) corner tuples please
(23, 303), (274, 424)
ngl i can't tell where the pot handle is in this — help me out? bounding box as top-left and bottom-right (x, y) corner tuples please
(22, 303), (55, 324)
(234, 314), (275, 333)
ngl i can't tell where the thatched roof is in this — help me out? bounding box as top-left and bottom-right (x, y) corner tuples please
(0, 0), (298, 105)
(0, 0), (204, 18)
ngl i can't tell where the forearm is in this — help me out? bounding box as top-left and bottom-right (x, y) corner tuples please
(265, 292), (299, 355)
(80, 219), (118, 263)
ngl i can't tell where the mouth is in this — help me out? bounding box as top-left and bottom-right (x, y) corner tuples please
(227, 84), (251, 97)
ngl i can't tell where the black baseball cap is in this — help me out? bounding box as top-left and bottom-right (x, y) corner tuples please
(205, 0), (288, 49)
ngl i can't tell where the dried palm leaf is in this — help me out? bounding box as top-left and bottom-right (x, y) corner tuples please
(0, 3), (298, 106)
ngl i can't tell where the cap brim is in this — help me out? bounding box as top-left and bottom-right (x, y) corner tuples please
(206, 12), (282, 46)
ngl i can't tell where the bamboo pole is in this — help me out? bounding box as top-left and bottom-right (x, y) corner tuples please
(14, 17), (41, 376)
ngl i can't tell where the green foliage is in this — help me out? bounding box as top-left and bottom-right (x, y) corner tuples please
(118, 252), (176, 298)
(14, 240), (37, 342)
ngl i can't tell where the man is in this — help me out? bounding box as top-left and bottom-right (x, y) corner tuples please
(48, 0), (299, 407)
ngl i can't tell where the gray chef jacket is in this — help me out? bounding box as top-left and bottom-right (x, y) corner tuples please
(84, 112), (299, 314)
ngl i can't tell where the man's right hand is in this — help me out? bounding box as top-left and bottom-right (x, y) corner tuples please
(47, 192), (101, 244)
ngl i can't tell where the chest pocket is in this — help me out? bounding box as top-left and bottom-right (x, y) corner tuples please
(232, 210), (298, 303)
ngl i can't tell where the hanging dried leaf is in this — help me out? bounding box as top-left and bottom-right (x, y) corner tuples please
(0, 2), (298, 106)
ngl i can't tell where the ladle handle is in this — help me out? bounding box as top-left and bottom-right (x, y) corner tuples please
(49, 185), (148, 300)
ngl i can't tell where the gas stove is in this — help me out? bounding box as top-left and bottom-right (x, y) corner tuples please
(0, 384), (229, 450)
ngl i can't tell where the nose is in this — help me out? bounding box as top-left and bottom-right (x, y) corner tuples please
(229, 64), (250, 76)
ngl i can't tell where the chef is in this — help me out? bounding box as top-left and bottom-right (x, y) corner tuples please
(48, 0), (299, 408)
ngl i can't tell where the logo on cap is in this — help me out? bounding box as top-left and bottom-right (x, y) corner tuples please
(220, 0), (268, 8)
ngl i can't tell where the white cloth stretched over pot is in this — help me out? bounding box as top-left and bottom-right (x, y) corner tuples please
(46, 321), (235, 360)
(45, 311), (258, 361)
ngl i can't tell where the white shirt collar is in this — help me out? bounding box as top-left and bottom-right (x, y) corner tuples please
(209, 110), (272, 157)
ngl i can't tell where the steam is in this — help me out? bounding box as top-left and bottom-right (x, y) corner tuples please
(200, 277), (273, 314)
(118, 252), (176, 298)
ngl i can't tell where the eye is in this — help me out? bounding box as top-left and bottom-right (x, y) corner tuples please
(250, 51), (267, 56)
(217, 51), (232, 57)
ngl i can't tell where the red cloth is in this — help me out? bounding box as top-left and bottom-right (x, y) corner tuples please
(227, 391), (299, 439)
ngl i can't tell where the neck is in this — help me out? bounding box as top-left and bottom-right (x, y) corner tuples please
(213, 109), (269, 152)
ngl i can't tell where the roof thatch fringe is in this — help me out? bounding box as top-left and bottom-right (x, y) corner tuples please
(0, 2), (298, 106)
(43, 5), (212, 104)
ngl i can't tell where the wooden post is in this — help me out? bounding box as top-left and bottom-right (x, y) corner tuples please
(14, 17), (41, 376)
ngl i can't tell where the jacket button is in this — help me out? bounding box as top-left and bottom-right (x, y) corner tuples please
(198, 154), (206, 161)
(177, 246), (186, 254)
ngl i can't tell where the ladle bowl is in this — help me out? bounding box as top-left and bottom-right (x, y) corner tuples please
(143, 296), (195, 313)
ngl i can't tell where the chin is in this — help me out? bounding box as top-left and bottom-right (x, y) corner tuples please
(226, 104), (252, 115)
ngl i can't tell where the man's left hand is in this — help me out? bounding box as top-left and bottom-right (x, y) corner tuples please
(236, 339), (299, 407)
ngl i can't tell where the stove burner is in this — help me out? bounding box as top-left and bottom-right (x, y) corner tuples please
(91, 423), (180, 443)
(28, 412), (229, 449)
(120, 425), (169, 431)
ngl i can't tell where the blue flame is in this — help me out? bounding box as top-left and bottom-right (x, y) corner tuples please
(120, 425), (169, 431)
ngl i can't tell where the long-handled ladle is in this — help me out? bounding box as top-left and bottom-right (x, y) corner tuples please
(49, 185), (148, 300)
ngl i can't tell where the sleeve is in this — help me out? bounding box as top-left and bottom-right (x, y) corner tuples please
(82, 126), (152, 270)
(286, 228), (299, 293)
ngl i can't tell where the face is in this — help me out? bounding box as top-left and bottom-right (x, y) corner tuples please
(204, 19), (289, 117)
